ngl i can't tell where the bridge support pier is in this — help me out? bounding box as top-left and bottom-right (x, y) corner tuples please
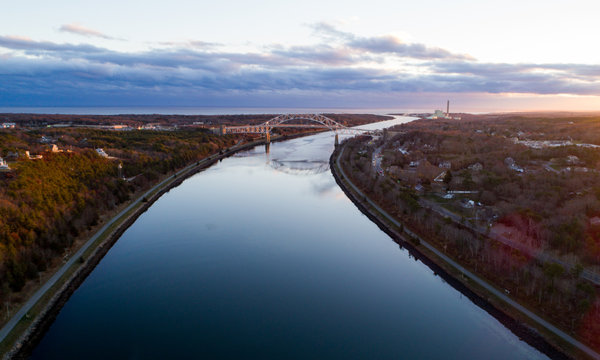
(266, 132), (271, 143)
(334, 133), (339, 147)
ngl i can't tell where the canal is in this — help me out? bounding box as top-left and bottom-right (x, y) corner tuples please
(31, 117), (547, 359)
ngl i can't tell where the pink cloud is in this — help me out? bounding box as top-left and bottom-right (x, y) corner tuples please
(59, 23), (119, 40)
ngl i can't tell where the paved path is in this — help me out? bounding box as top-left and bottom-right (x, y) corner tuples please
(335, 145), (600, 360)
(0, 147), (236, 345)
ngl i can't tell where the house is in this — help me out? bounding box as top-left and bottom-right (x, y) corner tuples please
(504, 157), (524, 172)
(25, 151), (43, 160)
(49, 144), (60, 153)
(460, 199), (475, 208)
(40, 135), (54, 144)
(0, 157), (10, 171)
(468, 162), (483, 171)
(438, 161), (451, 169)
(414, 184), (425, 193)
(434, 171), (447, 182)
(95, 148), (109, 158)
(566, 155), (580, 164)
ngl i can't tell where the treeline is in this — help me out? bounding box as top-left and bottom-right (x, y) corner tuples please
(1, 112), (391, 129)
(0, 128), (237, 297)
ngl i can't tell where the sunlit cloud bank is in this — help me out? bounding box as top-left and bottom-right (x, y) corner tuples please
(1, 23), (599, 110)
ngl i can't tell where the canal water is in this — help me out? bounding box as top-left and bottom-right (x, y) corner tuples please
(31, 117), (547, 359)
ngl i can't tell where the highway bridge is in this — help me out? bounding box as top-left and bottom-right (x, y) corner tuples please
(222, 114), (381, 142)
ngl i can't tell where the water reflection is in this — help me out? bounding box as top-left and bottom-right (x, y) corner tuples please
(268, 159), (330, 175)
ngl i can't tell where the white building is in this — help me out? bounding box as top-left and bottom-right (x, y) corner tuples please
(1, 123), (16, 129)
(468, 162), (483, 171)
(96, 148), (109, 158)
(434, 171), (447, 182)
(505, 157), (524, 172)
(438, 161), (452, 169)
(566, 155), (580, 164)
(25, 151), (43, 160)
(0, 157), (9, 171)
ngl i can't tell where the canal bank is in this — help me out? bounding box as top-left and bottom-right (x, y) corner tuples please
(330, 142), (599, 360)
(2, 133), (306, 358)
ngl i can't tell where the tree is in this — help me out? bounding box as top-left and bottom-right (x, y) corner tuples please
(543, 262), (565, 288)
(462, 171), (474, 190)
(443, 170), (452, 185)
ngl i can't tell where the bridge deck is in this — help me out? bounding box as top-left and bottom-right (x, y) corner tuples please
(223, 114), (381, 135)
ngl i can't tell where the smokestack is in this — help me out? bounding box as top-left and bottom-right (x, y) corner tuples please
(446, 100), (449, 116)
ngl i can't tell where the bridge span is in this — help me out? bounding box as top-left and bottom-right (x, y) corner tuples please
(221, 114), (380, 142)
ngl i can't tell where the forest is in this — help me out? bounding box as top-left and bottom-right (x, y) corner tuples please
(0, 127), (238, 297)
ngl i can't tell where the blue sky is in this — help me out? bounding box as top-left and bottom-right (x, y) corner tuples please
(2, 0), (600, 111)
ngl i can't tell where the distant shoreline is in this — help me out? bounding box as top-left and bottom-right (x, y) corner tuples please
(0, 107), (417, 116)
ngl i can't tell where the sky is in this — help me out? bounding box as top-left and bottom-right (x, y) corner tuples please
(2, 0), (600, 112)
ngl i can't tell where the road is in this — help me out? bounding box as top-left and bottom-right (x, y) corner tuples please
(372, 145), (384, 176)
(0, 143), (247, 346)
(335, 145), (600, 360)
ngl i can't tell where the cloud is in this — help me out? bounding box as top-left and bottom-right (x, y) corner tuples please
(59, 23), (119, 40)
(1, 26), (600, 107)
(348, 36), (474, 60)
(310, 22), (474, 61)
(0, 35), (105, 54)
(158, 40), (221, 49)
